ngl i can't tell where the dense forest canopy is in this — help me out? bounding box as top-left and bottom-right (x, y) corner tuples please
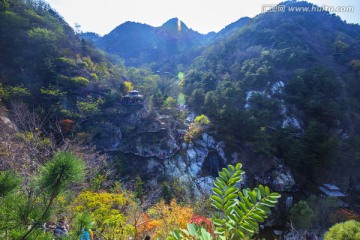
(182, 1), (360, 174)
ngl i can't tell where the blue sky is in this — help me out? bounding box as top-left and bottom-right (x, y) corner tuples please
(45, 0), (360, 36)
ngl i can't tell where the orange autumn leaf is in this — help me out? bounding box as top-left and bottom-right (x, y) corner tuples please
(147, 199), (193, 239)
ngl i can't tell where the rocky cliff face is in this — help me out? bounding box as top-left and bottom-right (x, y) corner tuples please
(1, 98), (298, 202)
(94, 103), (234, 197)
(93, 100), (301, 201)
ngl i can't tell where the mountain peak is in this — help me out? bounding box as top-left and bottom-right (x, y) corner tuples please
(162, 18), (179, 25)
(162, 18), (189, 31)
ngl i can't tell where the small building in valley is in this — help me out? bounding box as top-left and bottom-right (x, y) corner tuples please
(319, 184), (346, 197)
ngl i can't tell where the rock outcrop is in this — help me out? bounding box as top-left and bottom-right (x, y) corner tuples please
(95, 105), (229, 197)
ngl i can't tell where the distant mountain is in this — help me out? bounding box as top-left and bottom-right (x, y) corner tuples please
(83, 18), (207, 68)
(81, 17), (252, 70)
(212, 17), (251, 41)
(80, 32), (101, 43)
(96, 21), (155, 60)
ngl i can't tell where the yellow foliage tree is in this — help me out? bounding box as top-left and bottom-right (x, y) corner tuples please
(123, 81), (134, 94)
(184, 114), (211, 142)
(147, 199), (193, 239)
(71, 190), (135, 239)
(194, 114), (210, 126)
(162, 96), (177, 110)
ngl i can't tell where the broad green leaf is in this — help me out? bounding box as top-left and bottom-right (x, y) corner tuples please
(242, 189), (249, 197)
(211, 195), (223, 204)
(254, 188), (262, 200)
(243, 196), (254, 208)
(259, 185), (266, 196)
(201, 227), (213, 240)
(264, 198), (278, 204)
(235, 229), (245, 239)
(215, 228), (225, 234)
(258, 205), (271, 213)
(180, 228), (190, 236)
(224, 193), (237, 203)
(219, 171), (228, 181)
(214, 181), (225, 191)
(216, 233), (226, 240)
(228, 176), (242, 185)
(255, 209), (267, 217)
(225, 187), (238, 197)
(223, 168), (231, 178)
(172, 230), (181, 239)
(211, 201), (223, 210)
(238, 202), (249, 213)
(245, 218), (258, 229)
(225, 220), (236, 230)
(249, 191), (257, 204)
(187, 223), (197, 236)
(212, 187), (223, 197)
(216, 176), (227, 186)
(269, 192), (281, 198)
(261, 199), (276, 207)
(233, 206), (244, 219)
(228, 213), (239, 223)
(224, 199), (236, 210)
(225, 206), (233, 216)
(240, 222), (255, 233)
(212, 218), (224, 226)
(265, 186), (270, 195)
(235, 163), (242, 170)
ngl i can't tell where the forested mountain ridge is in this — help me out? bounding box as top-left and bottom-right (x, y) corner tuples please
(0, 0), (165, 171)
(85, 18), (206, 68)
(0, 0), (118, 107)
(82, 17), (251, 70)
(183, 1), (360, 184)
(209, 17), (251, 42)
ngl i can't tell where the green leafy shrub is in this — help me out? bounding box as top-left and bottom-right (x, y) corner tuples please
(90, 73), (99, 81)
(28, 27), (56, 42)
(162, 96), (177, 110)
(0, 84), (8, 100)
(0, 84), (30, 100)
(324, 220), (360, 240)
(168, 163), (280, 240)
(40, 86), (67, 97)
(289, 200), (314, 229)
(56, 57), (77, 68)
(76, 97), (104, 116)
(70, 76), (90, 87)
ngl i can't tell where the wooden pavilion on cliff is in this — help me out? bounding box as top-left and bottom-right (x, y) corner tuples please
(122, 90), (144, 105)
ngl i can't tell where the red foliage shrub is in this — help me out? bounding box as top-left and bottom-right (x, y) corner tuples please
(59, 119), (74, 132)
(189, 215), (214, 234)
